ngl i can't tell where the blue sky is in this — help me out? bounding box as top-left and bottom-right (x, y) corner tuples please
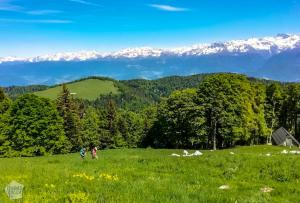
(0, 0), (300, 57)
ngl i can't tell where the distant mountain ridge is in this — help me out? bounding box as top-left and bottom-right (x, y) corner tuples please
(1, 34), (299, 63)
(0, 34), (299, 86)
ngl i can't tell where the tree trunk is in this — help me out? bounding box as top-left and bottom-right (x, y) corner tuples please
(212, 120), (217, 150)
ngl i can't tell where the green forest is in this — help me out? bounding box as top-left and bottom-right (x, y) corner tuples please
(0, 73), (299, 157)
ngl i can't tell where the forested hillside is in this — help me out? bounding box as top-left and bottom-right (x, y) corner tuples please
(1, 73), (299, 157)
(3, 73), (274, 110)
(122, 74), (208, 101)
(3, 74), (209, 110)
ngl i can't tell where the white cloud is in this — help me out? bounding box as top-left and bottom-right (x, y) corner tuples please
(148, 4), (189, 12)
(26, 10), (63, 15)
(0, 1), (63, 16)
(0, 0), (23, 11)
(0, 18), (73, 24)
(69, 0), (100, 7)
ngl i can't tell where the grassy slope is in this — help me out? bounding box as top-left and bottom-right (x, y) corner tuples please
(34, 79), (119, 101)
(0, 146), (299, 203)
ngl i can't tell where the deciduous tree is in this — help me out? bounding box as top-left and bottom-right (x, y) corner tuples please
(0, 94), (69, 157)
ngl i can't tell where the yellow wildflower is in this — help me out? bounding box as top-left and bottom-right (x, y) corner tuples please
(99, 173), (119, 181)
(72, 173), (94, 181)
(67, 192), (89, 203)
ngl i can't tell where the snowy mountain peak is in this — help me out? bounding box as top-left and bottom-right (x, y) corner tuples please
(1, 34), (300, 64)
(28, 51), (105, 62)
(173, 34), (300, 56)
(112, 47), (163, 58)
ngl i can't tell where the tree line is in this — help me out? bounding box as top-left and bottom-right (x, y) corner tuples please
(0, 73), (299, 157)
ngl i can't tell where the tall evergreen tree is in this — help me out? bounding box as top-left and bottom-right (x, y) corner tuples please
(140, 105), (159, 148)
(96, 107), (113, 149)
(106, 93), (118, 135)
(56, 84), (82, 151)
(0, 87), (5, 102)
(80, 107), (101, 149)
(0, 87), (11, 114)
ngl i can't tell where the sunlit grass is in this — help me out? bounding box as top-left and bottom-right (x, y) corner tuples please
(0, 146), (300, 202)
(34, 79), (119, 101)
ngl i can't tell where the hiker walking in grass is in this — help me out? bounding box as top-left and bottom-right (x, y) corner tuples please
(91, 147), (98, 159)
(80, 148), (86, 159)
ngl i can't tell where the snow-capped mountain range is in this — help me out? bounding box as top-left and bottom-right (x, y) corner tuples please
(1, 34), (300, 64)
(1, 33), (300, 86)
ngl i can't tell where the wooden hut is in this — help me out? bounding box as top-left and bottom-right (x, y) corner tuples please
(272, 127), (300, 147)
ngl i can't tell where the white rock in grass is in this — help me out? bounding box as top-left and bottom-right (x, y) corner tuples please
(183, 150), (189, 156)
(193, 150), (203, 156)
(266, 153), (271, 156)
(260, 187), (274, 193)
(289, 150), (300, 155)
(219, 185), (230, 190)
(171, 153), (181, 157)
(281, 150), (288, 154)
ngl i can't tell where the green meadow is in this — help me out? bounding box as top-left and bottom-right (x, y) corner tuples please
(34, 79), (119, 100)
(1, 145), (300, 203)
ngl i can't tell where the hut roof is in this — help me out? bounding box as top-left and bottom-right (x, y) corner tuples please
(272, 127), (300, 146)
